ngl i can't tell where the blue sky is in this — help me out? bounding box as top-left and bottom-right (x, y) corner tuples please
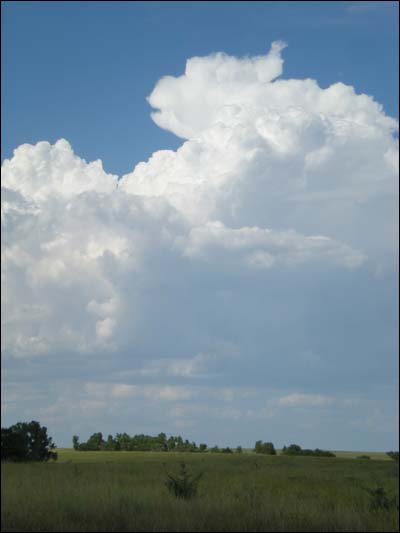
(1, 1), (398, 451)
(2, 1), (398, 174)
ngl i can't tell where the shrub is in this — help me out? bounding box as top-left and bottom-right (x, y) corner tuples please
(164, 462), (203, 499)
(366, 487), (398, 512)
(356, 455), (371, 460)
(236, 446), (243, 453)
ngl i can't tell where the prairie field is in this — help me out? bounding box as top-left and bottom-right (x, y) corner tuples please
(1, 449), (398, 532)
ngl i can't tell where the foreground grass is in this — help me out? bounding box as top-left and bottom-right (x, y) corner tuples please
(2, 451), (398, 532)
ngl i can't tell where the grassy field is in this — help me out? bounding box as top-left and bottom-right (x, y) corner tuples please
(2, 450), (398, 532)
(332, 450), (392, 461)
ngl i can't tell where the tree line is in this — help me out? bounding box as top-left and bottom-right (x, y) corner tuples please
(72, 432), (237, 453)
(73, 434), (335, 457)
(254, 441), (336, 457)
(2, 421), (399, 462)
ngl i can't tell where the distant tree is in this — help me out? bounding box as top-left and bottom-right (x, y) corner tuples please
(386, 451), (399, 462)
(1, 421), (57, 462)
(174, 436), (184, 451)
(281, 444), (335, 457)
(167, 436), (176, 451)
(72, 435), (80, 450)
(311, 448), (335, 457)
(115, 432), (131, 451)
(210, 446), (220, 453)
(84, 432), (104, 451)
(105, 434), (118, 451)
(254, 440), (276, 455)
(281, 444), (302, 455)
(221, 447), (233, 454)
(235, 446), (243, 454)
(199, 443), (207, 452)
(157, 432), (168, 451)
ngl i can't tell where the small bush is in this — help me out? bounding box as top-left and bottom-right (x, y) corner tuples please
(356, 455), (371, 460)
(164, 462), (203, 500)
(366, 486), (398, 512)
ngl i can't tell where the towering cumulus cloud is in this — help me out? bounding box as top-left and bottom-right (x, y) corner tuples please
(1, 43), (398, 441)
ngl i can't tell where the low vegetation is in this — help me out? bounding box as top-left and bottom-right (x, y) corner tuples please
(1, 421), (399, 531)
(164, 461), (203, 499)
(2, 449), (398, 532)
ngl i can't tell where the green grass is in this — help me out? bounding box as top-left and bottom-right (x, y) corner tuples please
(54, 449), (392, 463)
(332, 450), (392, 460)
(2, 450), (398, 532)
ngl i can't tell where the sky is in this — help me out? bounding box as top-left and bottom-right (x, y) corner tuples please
(1, 1), (399, 451)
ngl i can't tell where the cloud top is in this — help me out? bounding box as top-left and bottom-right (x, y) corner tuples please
(147, 41), (397, 140)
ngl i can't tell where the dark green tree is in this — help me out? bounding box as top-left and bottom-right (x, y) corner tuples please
(281, 444), (302, 455)
(1, 421), (57, 462)
(84, 432), (104, 451)
(157, 432), (168, 451)
(386, 451), (399, 462)
(221, 447), (233, 454)
(105, 434), (118, 451)
(281, 444), (335, 457)
(72, 435), (80, 450)
(254, 440), (276, 455)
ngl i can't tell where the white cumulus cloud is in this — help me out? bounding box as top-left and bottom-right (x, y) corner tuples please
(1, 41), (398, 375)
